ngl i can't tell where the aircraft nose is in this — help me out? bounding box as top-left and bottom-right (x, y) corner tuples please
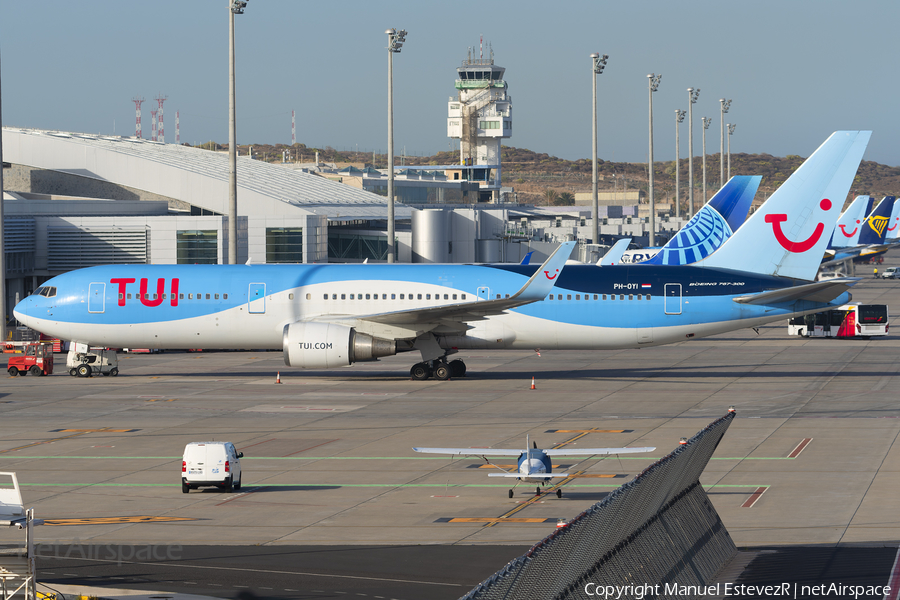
(13, 297), (32, 324)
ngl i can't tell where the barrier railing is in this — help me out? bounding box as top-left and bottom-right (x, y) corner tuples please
(461, 411), (737, 600)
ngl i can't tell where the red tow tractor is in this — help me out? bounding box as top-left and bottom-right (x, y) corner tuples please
(6, 342), (54, 377)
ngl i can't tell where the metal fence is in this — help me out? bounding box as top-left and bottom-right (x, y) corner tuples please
(461, 412), (737, 600)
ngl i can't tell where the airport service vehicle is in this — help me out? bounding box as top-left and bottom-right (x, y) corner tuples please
(13, 132), (871, 379)
(66, 348), (119, 377)
(6, 343), (53, 377)
(182, 442), (242, 493)
(414, 437), (654, 498)
(881, 267), (900, 279)
(788, 303), (888, 338)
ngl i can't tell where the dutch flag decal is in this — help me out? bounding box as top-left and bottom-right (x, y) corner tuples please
(641, 284), (651, 289)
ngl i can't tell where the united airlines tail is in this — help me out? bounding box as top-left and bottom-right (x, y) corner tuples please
(643, 175), (760, 265)
(697, 131), (871, 280)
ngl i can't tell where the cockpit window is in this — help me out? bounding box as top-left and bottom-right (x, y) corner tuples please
(31, 286), (57, 298)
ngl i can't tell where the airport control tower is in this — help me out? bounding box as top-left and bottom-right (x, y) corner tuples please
(447, 44), (512, 202)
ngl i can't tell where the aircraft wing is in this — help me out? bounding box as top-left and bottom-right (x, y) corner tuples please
(487, 473), (569, 478)
(544, 447), (655, 456)
(413, 447), (525, 456)
(733, 278), (860, 305)
(344, 241), (576, 328)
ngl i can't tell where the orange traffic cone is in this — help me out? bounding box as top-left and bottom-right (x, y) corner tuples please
(530, 376), (536, 390)
(275, 371), (282, 384)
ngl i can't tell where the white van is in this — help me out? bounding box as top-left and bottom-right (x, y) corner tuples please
(182, 442), (243, 493)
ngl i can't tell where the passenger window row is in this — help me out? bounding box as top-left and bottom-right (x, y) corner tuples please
(548, 293), (651, 301)
(119, 293), (229, 301)
(315, 293), (468, 301)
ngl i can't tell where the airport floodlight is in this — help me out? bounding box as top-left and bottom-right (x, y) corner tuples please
(727, 123), (736, 179)
(387, 28), (407, 53)
(675, 109), (686, 218)
(227, 0), (248, 264)
(687, 88), (700, 217)
(386, 28), (408, 262)
(702, 117), (711, 204)
(719, 99), (731, 185)
(590, 53), (609, 246)
(647, 73), (662, 246)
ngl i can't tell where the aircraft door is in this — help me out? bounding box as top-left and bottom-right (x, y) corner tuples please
(477, 286), (491, 300)
(88, 282), (105, 313)
(664, 283), (682, 315)
(248, 283), (266, 314)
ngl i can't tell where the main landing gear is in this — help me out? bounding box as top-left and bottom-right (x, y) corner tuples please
(409, 358), (466, 381)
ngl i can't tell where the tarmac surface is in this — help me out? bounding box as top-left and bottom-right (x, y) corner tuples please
(2, 257), (900, 598)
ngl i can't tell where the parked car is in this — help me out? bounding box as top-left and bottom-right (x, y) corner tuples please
(182, 442), (242, 493)
(881, 267), (900, 279)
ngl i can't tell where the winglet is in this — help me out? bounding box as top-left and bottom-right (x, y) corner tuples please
(599, 238), (631, 266)
(508, 241), (576, 302)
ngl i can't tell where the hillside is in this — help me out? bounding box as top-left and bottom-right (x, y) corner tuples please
(202, 141), (900, 209)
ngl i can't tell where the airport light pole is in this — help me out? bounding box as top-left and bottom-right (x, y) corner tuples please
(702, 116), (711, 204)
(386, 28), (407, 263)
(228, 0), (247, 266)
(727, 123), (736, 180)
(687, 87), (700, 217)
(647, 73), (661, 246)
(590, 53), (608, 246)
(674, 109), (685, 219)
(0, 41), (5, 343)
(719, 99), (731, 185)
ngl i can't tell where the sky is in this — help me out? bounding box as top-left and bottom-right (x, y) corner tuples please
(1, 1), (898, 166)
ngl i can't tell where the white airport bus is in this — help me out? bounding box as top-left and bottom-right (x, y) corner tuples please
(788, 303), (889, 338)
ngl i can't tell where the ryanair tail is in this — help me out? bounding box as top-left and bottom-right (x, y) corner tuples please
(697, 131), (871, 280)
(858, 196), (896, 245)
(643, 175), (760, 265)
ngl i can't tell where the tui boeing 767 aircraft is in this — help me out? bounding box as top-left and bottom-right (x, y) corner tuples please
(14, 131), (870, 379)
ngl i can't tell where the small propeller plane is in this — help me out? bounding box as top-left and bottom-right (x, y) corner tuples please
(413, 437), (655, 498)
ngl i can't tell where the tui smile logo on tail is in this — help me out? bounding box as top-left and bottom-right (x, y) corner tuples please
(544, 269), (559, 280)
(764, 199), (832, 252)
(838, 220), (860, 237)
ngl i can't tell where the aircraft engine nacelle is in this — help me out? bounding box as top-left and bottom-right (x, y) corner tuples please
(282, 322), (397, 369)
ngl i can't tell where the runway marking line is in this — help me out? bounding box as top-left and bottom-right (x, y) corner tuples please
(741, 486), (768, 508)
(1, 429), (139, 454)
(436, 517), (558, 524)
(787, 438), (813, 458)
(473, 464), (563, 469)
(544, 429), (631, 434)
(50, 429), (139, 433)
(44, 516), (199, 526)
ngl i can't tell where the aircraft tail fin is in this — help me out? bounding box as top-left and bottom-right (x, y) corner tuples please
(696, 131), (871, 280)
(885, 197), (900, 241)
(828, 195), (871, 249)
(643, 175), (760, 266)
(858, 196), (896, 245)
